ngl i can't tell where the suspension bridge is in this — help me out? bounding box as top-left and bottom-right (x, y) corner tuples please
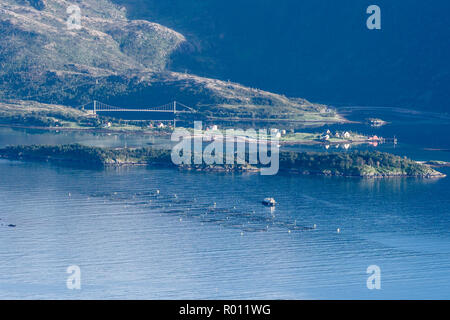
(81, 100), (196, 116)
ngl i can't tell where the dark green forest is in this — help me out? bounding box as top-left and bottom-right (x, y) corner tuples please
(0, 144), (443, 177)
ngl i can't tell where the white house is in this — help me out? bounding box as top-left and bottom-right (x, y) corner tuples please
(206, 125), (219, 131)
(270, 129), (281, 138)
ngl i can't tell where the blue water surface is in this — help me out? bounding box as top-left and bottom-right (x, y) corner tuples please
(0, 107), (449, 299)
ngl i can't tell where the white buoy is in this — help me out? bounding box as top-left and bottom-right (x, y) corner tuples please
(313, 224), (317, 229)
(337, 228), (341, 233)
(156, 190), (160, 194)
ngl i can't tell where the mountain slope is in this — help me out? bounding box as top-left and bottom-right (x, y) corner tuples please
(113, 0), (450, 112)
(0, 0), (341, 121)
(0, 0), (185, 72)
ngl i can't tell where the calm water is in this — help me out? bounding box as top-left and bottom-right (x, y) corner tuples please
(0, 107), (449, 299)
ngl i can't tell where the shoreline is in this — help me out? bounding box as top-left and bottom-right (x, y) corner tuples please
(0, 123), (172, 137)
(0, 144), (445, 179)
(204, 116), (354, 124)
(0, 156), (445, 178)
(0, 123), (382, 148)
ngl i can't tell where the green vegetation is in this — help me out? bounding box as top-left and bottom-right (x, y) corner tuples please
(0, 100), (177, 133)
(0, 0), (344, 122)
(0, 144), (445, 178)
(278, 151), (444, 177)
(0, 144), (172, 168)
(0, 100), (100, 128)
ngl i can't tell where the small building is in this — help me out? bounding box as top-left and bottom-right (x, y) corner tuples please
(343, 132), (351, 139)
(206, 125), (219, 131)
(157, 122), (166, 128)
(335, 132), (340, 138)
(280, 129), (287, 135)
(270, 129), (281, 138)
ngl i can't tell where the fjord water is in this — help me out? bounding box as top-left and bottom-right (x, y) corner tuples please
(0, 108), (450, 299)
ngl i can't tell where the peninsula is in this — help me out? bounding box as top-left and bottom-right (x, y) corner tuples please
(0, 144), (445, 178)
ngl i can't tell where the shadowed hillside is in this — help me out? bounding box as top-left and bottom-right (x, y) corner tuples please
(0, 0), (341, 121)
(114, 0), (450, 112)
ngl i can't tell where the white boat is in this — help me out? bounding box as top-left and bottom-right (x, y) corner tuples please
(262, 197), (276, 206)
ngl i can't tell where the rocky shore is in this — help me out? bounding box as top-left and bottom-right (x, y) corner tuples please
(0, 144), (445, 178)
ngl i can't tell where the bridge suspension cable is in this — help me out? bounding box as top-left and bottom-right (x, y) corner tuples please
(88, 100), (195, 114)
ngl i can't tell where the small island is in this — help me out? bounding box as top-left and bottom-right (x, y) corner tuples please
(0, 144), (445, 178)
(366, 118), (388, 127)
